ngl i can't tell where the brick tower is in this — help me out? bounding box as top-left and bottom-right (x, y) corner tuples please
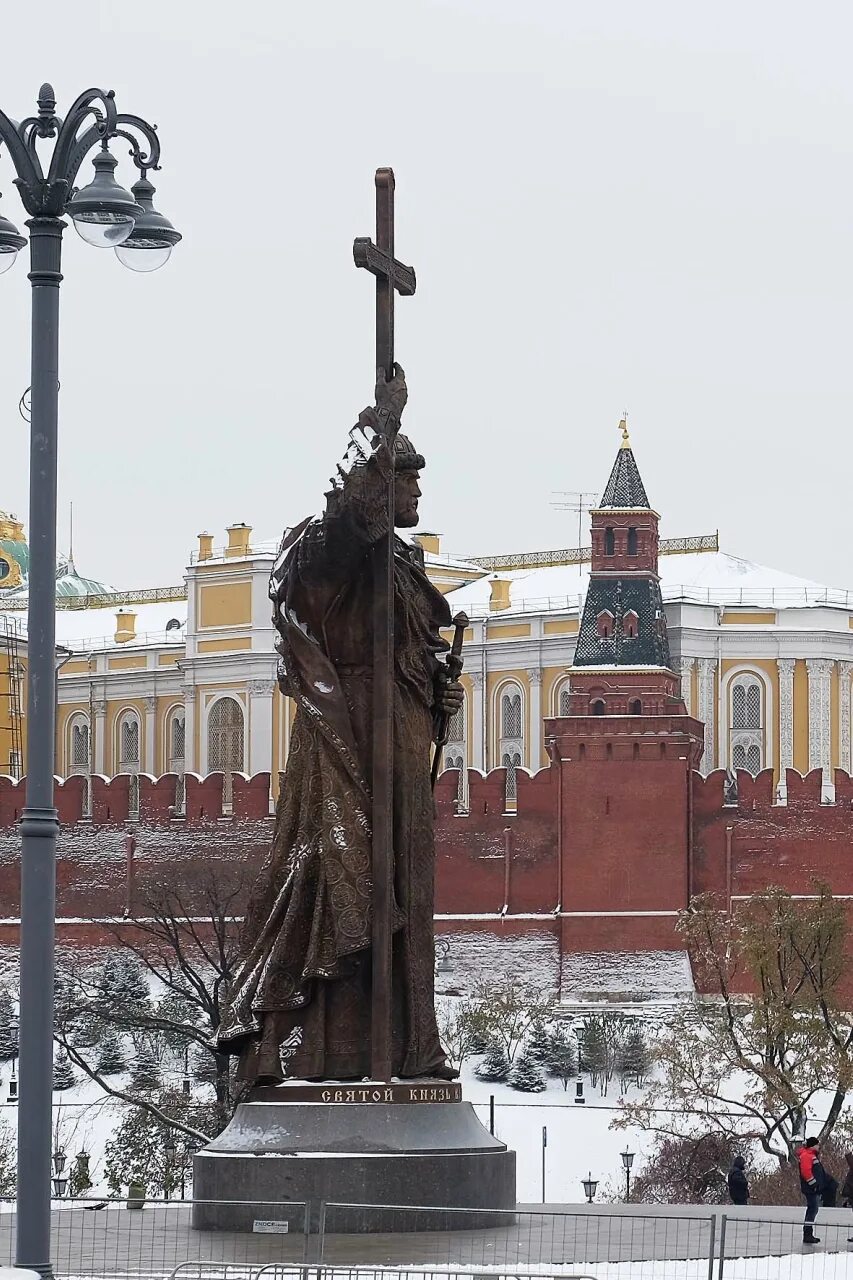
(546, 420), (705, 954)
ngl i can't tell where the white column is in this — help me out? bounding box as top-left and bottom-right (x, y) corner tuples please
(679, 657), (695, 715)
(528, 668), (542, 771)
(144, 696), (156, 775)
(840, 662), (852, 778)
(471, 672), (485, 771)
(183, 684), (196, 773)
(249, 680), (274, 775)
(93, 699), (106, 775)
(698, 659), (716, 774)
(777, 659), (796, 798)
(807, 659), (834, 800)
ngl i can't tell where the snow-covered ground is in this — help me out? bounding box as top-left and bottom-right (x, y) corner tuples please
(464, 1064), (653, 1204)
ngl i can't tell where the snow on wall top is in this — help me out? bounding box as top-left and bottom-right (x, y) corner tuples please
(444, 550), (848, 615)
(561, 950), (695, 998)
(436, 928), (560, 997)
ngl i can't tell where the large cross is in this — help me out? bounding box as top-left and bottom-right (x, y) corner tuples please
(353, 168), (416, 381)
(353, 168), (417, 1082)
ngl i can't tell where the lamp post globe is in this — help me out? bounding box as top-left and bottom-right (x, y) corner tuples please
(115, 175), (181, 272)
(66, 145), (141, 247)
(0, 208), (25, 273)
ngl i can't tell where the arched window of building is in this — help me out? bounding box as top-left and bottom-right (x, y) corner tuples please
(168, 708), (186, 768)
(732, 742), (761, 775)
(166, 706), (186, 815)
(591, 698), (606, 716)
(447, 699), (465, 745)
(623, 610), (638, 639)
(501, 690), (522, 740)
(627, 527), (638, 556)
(117, 711), (141, 771)
(729, 674), (764, 775)
(117, 710), (141, 819)
(444, 752), (468, 810)
(67, 712), (92, 818)
(554, 678), (572, 718)
(502, 750), (521, 806)
(604, 527), (615, 556)
(208, 696), (245, 811)
(629, 698), (642, 715)
(498, 682), (524, 809)
(597, 610), (614, 639)
(68, 714), (90, 773)
(444, 694), (467, 810)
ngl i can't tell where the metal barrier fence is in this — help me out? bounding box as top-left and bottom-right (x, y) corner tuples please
(320, 1204), (716, 1279)
(0, 1199), (311, 1275)
(2, 1200), (853, 1280)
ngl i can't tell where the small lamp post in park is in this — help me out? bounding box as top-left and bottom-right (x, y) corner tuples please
(51, 1147), (66, 1199)
(0, 83), (180, 1280)
(582, 1171), (598, 1204)
(8, 1018), (18, 1102)
(621, 1146), (635, 1202)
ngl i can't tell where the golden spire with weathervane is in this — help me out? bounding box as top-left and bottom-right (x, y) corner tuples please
(619, 413), (631, 450)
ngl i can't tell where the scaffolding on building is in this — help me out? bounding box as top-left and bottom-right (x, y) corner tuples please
(0, 615), (25, 777)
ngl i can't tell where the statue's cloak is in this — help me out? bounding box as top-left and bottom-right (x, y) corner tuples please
(218, 493), (452, 1081)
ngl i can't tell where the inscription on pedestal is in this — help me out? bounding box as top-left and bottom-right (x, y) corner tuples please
(251, 1079), (462, 1105)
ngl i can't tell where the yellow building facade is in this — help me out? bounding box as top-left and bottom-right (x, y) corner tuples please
(1, 512), (852, 809)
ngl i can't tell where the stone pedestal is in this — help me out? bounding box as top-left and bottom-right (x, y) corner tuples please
(192, 1080), (516, 1233)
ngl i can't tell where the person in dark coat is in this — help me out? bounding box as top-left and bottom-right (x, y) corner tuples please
(727, 1156), (750, 1205)
(841, 1151), (853, 1242)
(818, 1161), (838, 1209)
(798, 1137), (822, 1244)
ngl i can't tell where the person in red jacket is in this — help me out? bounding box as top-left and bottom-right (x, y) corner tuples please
(798, 1137), (822, 1245)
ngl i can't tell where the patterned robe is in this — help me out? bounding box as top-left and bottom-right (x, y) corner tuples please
(218, 451), (451, 1082)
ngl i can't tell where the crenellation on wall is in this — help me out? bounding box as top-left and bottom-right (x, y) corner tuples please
(0, 761), (852, 971)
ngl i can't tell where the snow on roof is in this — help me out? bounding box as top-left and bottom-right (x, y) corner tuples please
(47, 599), (188, 651)
(444, 550), (851, 615)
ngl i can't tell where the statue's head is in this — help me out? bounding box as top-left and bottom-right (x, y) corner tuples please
(393, 432), (425, 528)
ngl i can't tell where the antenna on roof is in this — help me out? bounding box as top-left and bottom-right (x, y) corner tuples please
(550, 490), (598, 574)
(68, 501), (74, 571)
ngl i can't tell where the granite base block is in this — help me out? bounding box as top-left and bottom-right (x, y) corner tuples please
(192, 1092), (516, 1233)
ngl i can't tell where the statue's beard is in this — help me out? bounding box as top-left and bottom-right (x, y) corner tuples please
(394, 506), (420, 529)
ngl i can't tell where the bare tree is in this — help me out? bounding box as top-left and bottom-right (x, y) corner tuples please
(616, 883), (853, 1165)
(55, 862), (252, 1143)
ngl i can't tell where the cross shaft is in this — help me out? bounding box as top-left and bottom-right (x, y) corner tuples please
(353, 167), (416, 380)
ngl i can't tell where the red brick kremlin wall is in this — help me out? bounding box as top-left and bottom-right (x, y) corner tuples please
(0, 766), (852, 958)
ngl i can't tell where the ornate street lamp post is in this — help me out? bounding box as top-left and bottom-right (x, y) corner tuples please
(0, 83), (179, 1279)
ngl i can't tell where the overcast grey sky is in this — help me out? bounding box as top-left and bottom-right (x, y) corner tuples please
(1, 0), (850, 589)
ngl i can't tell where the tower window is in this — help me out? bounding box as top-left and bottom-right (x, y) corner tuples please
(629, 698), (642, 715)
(596, 610), (614, 639)
(591, 698), (606, 716)
(604, 527), (615, 556)
(623, 610), (639, 639)
(627, 527), (638, 556)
